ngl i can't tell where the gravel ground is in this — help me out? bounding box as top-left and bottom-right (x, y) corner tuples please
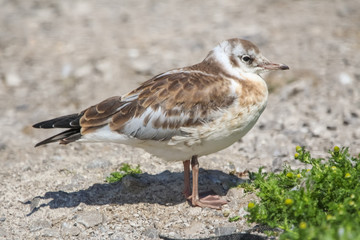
(1, 0), (360, 239)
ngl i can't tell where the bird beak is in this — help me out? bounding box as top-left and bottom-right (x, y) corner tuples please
(259, 62), (289, 71)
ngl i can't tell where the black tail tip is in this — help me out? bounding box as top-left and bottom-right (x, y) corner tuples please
(32, 123), (42, 128)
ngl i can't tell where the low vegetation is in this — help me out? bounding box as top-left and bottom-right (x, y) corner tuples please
(236, 146), (360, 239)
(106, 163), (142, 183)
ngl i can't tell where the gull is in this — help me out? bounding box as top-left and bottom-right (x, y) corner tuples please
(33, 38), (289, 209)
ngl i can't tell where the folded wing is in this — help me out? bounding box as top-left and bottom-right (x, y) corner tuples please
(33, 69), (235, 146)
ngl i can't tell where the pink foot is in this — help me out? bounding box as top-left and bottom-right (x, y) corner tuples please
(187, 193), (228, 209)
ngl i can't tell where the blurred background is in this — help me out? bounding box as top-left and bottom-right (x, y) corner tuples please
(0, 0), (359, 238)
(1, 0), (359, 163)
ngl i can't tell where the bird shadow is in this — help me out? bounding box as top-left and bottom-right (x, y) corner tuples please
(23, 169), (244, 216)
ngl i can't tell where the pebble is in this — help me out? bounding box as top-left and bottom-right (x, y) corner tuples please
(0, 227), (6, 237)
(29, 219), (51, 232)
(30, 197), (40, 212)
(326, 125), (337, 131)
(226, 188), (244, 206)
(187, 206), (202, 216)
(353, 129), (360, 139)
(5, 72), (22, 87)
(339, 72), (353, 85)
(238, 208), (248, 218)
(312, 125), (325, 138)
(129, 221), (137, 227)
(61, 222), (81, 236)
(167, 231), (182, 238)
(131, 60), (153, 75)
(0, 142), (6, 151)
(41, 228), (60, 238)
(143, 227), (158, 238)
(222, 210), (231, 217)
(214, 225), (237, 236)
(76, 211), (104, 228)
(128, 48), (140, 58)
(74, 64), (92, 78)
(95, 60), (113, 81)
(110, 234), (126, 240)
(61, 64), (73, 78)
(86, 159), (112, 169)
(184, 221), (205, 236)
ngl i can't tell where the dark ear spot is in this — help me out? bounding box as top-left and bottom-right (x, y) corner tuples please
(230, 56), (240, 67)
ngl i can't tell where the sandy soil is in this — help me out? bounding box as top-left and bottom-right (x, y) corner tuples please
(1, 0), (360, 239)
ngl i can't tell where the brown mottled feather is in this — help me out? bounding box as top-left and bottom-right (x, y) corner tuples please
(80, 96), (122, 132)
(104, 63), (237, 137)
(37, 63), (238, 142)
(227, 38), (260, 54)
(238, 80), (267, 107)
(35, 60), (238, 142)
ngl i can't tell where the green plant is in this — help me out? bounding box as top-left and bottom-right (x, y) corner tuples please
(241, 146), (360, 239)
(229, 215), (241, 222)
(106, 163), (142, 183)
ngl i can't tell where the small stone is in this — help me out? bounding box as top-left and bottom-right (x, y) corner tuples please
(353, 129), (360, 139)
(0, 216), (5, 222)
(29, 219), (51, 232)
(131, 60), (152, 75)
(238, 207), (248, 217)
(0, 226), (6, 237)
(74, 64), (92, 78)
(339, 72), (353, 85)
(214, 224), (237, 236)
(129, 221), (137, 227)
(95, 60), (113, 81)
(327, 125), (337, 131)
(184, 221), (204, 235)
(5, 72), (22, 87)
(61, 222), (80, 236)
(167, 232), (182, 238)
(76, 210), (103, 228)
(143, 228), (158, 238)
(312, 125), (324, 137)
(61, 64), (73, 78)
(187, 206), (202, 216)
(222, 210), (231, 217)
(273, 149), (287, 158)
(0, 142), (6, 151)
(86, 159), (112, 169)
(226, 188), (244, 207)
(41, 228), (60, 237)
(128, 48), (140, 58)
(110, 234), (126, 240)
(29, 197), (41, 212)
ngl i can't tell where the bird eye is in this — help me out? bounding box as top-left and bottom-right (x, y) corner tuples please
(241, 55), (252, 63)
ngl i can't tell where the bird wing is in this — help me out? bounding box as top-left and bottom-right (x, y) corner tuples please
(80, 69), (236, 141)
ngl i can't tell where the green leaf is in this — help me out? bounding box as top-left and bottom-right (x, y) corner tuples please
(229, 216), (240, 222)
(106, 163), (142, 183)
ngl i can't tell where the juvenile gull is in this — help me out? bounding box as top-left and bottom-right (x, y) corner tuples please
(33, 38), (289, 209)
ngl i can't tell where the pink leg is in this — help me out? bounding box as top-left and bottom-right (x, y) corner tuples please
(189, 156), (227, 209)
(183, 160), (191, 198)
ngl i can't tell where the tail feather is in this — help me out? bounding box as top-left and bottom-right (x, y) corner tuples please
(33, 113), (84, 147)
(33, 113), (81, 129)
(34, 129), (81, 147)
